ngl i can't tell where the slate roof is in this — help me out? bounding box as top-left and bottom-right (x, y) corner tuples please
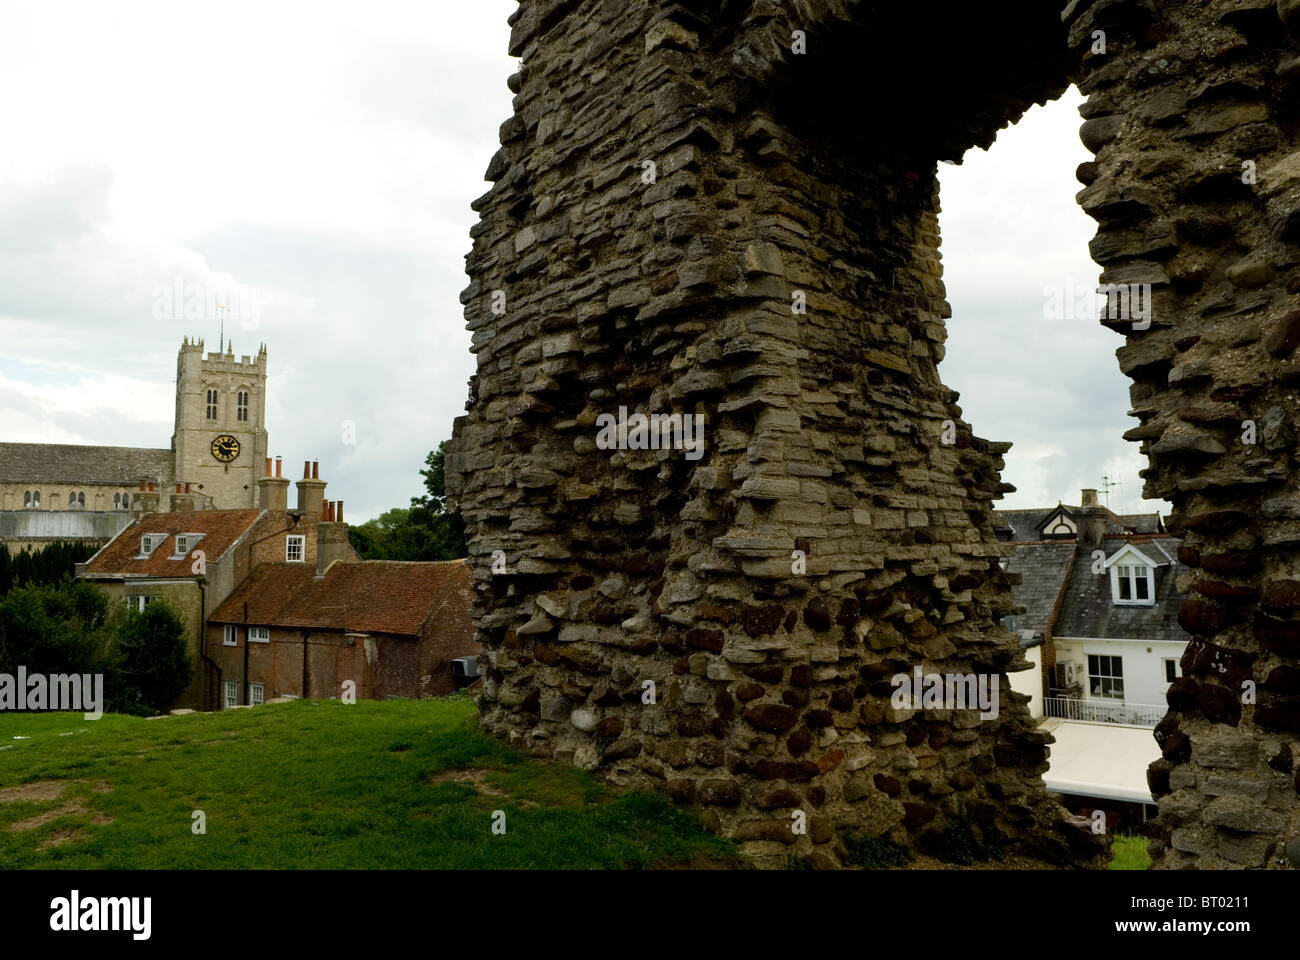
(0, 443), (172, 485)
(994, 503), (1164, 541)
(80, 510), (266, 578)
(1004, 541), (1076, 637)
(1053, 535), (1185, 643)
(209, 559), (473, 638)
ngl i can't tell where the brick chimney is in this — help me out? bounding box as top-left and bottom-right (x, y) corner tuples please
(258, 456), (291, 511)
(295, 460), (326, 519)
(316, 497), (355, 577)
(1077, 487), (1107, 549)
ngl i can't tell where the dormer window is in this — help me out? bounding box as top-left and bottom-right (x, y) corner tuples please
(1114, 563), (1150, 603)
(139, 533), (168, 557)
(172, 533), (203, 558)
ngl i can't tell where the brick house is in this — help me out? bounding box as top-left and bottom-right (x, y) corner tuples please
(77, 458), (355, 709)
(205, 558), (475, 708)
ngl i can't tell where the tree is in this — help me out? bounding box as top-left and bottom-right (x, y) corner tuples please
(348, 441), (466, 561)
(107, 600), (192, 715)
(0, 581), (110, 677)
(0, 541), (99, 597)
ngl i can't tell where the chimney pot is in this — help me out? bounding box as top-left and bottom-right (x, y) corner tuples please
(312, 460), (320, 480)
(303, 461), (311, 479)
(275, 457), (283, 478)
(139, 479), (146, 492)
(176, 482), (183, 494)
(337, 501), (344, 523)
(265, 457), (272, 477)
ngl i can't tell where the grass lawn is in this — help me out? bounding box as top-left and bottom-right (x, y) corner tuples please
(0, 695), (1157, 870)
(0, 696), (739, 869)
(1108, 834), (1152, 870)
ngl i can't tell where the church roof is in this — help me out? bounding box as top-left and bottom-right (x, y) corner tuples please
(209, 558), (473, 638)
(0, 443), (172, 486)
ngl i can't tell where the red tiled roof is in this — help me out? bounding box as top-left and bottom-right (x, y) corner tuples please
(81, 510), (268, 578)
(209, 559), (472, 637)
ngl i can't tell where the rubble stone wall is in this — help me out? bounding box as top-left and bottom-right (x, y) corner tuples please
(1067, 0), (1300, 869)
(447, 0), (1300, 868)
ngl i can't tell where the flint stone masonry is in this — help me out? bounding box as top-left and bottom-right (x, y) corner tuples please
(447, 0), (1300, 869)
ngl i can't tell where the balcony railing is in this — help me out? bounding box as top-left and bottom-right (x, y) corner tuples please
(1043, 696), (1166, 727)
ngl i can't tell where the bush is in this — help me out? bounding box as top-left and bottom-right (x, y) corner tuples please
(843, 832), (914, 868)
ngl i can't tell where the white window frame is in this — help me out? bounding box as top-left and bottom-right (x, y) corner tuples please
(1105, 545), (1156, 606)
(139, 533), (167, 557)
(249, 626), (270, 643)
(1088, 653), (1125, 700)
(286, 535), (305, 562)
(127, 596), (147, 613)
(171, 533), (203, 559)
(223, 625), (238, 646)
(224, 679), (238, 709)
(249, 682), (264, 706)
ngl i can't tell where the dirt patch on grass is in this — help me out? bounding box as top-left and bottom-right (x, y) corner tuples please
(39, 826), (89, 850)
(8, 797), (87, 832)
(426, 767), (541, 806)
(427, 768), (510, 797)
(0, 781), (66, 805)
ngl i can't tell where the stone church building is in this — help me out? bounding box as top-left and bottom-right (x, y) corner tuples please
(0, 338), (269, 553)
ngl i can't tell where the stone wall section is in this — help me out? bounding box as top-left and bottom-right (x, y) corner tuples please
(1066, 0), (1300, 869)
(447, 1), (1110, 867)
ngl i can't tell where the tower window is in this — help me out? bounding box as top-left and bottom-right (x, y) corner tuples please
(237, 390), (249, 422)
(114, 493), (121, 509)
(77, 491), (85, 509)
(206, 388), (218, 420)
(23, 491), (30, 508)
(32, 491), (39, 510)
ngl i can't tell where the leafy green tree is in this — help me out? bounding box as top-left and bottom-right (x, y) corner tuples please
(348, 441), (466, 561)
(0, 541), (98, 597)
(0, 581), (109, 677)
(106, 599), (192, 715)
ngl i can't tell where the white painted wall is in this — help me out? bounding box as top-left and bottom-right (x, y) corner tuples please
(1054, 637), (1186, 707)
(1009, 644), (1043, 719)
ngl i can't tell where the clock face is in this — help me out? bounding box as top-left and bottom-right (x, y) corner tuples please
(211, 435), (241, 463)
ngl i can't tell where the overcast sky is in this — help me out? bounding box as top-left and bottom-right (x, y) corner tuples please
(0, 3), (1163, 522)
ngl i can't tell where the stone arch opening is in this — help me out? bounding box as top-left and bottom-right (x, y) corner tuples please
(450, 0), (1300, 869)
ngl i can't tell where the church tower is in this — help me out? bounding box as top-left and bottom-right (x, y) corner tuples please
(172, 338), (269, 510)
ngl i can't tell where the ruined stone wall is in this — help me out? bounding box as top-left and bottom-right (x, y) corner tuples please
(446, 0), (1110, 868)
(1066, 0), (1300, 869)
(448, 0), (1300, 869)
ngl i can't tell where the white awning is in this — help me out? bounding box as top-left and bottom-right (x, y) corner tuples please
(1041, 718), (1159, 804)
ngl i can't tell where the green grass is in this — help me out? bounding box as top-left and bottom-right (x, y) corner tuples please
(0, 697), (740, 870)
(1108, 834), (1151, 870)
